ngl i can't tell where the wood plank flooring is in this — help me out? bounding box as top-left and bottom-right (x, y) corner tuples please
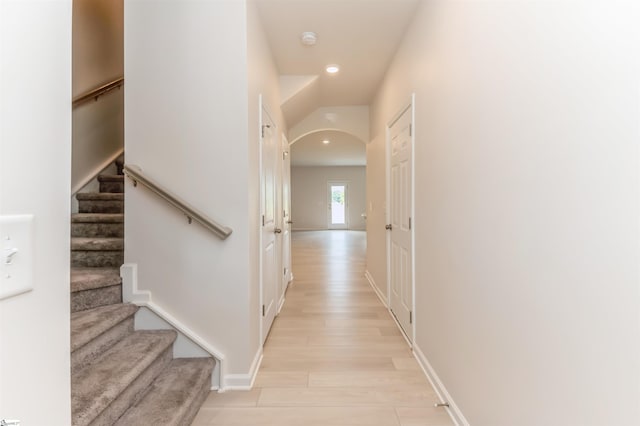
(193, 231), (453, 426)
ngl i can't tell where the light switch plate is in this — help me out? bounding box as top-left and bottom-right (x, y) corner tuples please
(0, 215), (34, 300)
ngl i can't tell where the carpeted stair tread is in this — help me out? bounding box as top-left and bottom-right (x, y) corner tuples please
(71, 237), (124, 251)
(72, 330), (177, 426)
(71, 304), (137, 372)
(71, 217), (124, 238)
(71, 251), (123, 268)
(70, 238), (124, 268)
(71, 213), (124, 223)
(76, 193), (124, 201)
(71, 303), (138, 352)
(71, 268), (121, 292)
(114, 358), (215, 426)
(71, 285), (122, 313)
(98, 175), (125, 193)
(77, 192), (124, 213)
(98, 174), (125, 183)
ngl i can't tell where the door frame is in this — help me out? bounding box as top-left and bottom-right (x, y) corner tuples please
(385, 94), (416, 345)
(327, 181), (349, 230)
(279, 133), (292, 313)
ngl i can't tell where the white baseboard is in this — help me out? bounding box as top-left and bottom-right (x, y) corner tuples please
(224, 348), (263, 390)
(121, 263), (227, 390)
(120, 263), (151, 304)
(365, 270), (388, 307)
(412, 343), (469, 426)
(135, 306), (221, 390)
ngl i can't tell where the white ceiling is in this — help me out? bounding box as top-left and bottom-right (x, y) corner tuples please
(256, 0), (419, 166)
(291, 130), (366, 166)
(256, 0), (420, 108)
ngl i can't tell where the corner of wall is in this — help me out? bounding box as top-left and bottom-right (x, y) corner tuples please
(222, 346), (263, 391)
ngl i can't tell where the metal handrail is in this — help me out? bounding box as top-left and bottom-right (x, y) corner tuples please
(123, 164), (233, 240)
(73, 77), (124, 108)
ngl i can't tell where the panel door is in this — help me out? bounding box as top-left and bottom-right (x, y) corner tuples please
(388, 105), (413, 340)
(261, 107), (278, 343)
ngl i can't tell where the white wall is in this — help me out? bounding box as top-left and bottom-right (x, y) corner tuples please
(292, 166), (366, 231)
(0, 0), (72, 424)
(125, 0), (253, 379)
(72, 0), (123, 193)
(368, 1), (640, 425)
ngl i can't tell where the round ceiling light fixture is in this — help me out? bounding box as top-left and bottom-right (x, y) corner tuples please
(301, 32), (317, 46)
(322, 139), (331, 145)
(325, 64), (340, 74)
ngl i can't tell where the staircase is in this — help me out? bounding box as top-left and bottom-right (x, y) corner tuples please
(70, 163), (214, 426)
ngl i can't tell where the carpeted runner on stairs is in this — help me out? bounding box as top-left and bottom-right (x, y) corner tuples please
(72, 213), (124, 238)
(71, 268), (122, 293)
(76, 192), (124, 214)
(71, 268), (122, 312)
(114, 358), (215, 426)
(71, 303), (138, 373)
(98, 174), (125, 193)
(72, 330), (177, 426)
(70, 166), (215, 426)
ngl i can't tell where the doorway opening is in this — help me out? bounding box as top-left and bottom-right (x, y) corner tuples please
(328, 182), (349, 229)
(288, 129), (366, 232)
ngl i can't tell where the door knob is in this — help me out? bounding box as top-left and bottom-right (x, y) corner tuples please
(385, 224), (392, 230)
(287, 220), (293, 224)
(274, 228), (282, 234)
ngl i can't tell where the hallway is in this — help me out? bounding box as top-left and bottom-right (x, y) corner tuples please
(193, 231), (452, 426)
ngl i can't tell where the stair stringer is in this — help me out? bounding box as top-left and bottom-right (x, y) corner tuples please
(72, 147), (125, 196)
(120, 263), (227, 391)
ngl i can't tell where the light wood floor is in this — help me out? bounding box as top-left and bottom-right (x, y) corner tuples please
(193, 231), (453, 426)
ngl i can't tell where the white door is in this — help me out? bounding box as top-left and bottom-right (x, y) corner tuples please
(261, 105), (278, 343)
(388, 103), (413, 340)
(327, 182), (348, 229)
(279, 134), (292, 312)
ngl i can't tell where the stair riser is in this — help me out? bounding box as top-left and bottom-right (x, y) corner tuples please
(100, 181), (124, 193)
(71, 251), (124, 268)
(71, 223), (124, 238)
(72, 316), (134, 373)
(78, 200), (124, 214)
(88, 347), (173, 426)
(71, 285), (122, 313)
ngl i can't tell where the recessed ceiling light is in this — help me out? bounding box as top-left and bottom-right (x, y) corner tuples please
(301, 32), (317, 46)
(325, 64), (340, 74)
(322, 140), (330, 145)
